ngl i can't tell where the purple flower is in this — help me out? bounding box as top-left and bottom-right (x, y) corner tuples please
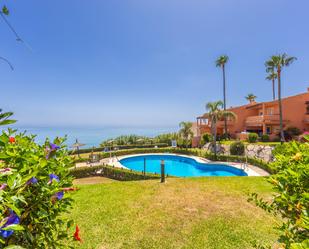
(45, 143), (60, 159)
(55, 191), (64, 200)
(48, 174), (60, 184)
(26, 177), (38, 185)
(50, 143), (60, 151)
(0, 211), (20, 238)
(0, 184), (7, 191)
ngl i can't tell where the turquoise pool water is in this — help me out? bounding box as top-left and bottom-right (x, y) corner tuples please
(119, 154), (247, 177)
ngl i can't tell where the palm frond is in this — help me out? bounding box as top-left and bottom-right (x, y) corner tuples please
(215, 55), (229, 67)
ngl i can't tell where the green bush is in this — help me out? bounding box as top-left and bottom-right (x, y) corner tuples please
(70, 165), (160, 181)
(285, 126), (302, 136)
(248, 133), (258, 143)
(260, 134), (270, 142)
(200, 133), (212, 145)
(0, 129), (76, 248)
(249, 136), (309, 248)
(70, 143), (168, 155)
(230, 141), (245, 156)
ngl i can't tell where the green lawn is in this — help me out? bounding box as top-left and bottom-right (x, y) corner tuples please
(68, 177), (279, 249)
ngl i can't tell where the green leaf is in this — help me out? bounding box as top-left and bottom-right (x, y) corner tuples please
(0, 153), (10, 159)
(4, 246), (26, 249)
(2, 6), (9, 15)
(2, 224), (24, 231)
(0, 120), (17, 126)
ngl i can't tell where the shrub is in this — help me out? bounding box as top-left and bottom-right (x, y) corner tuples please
(283, 127), (302, 141)
(230, 141), (245, 155)
(200, 133), (212, 145)
(70, 143), (168, 155)
(70, 165), (160, 181)
(0, 129), (76, 248)
(260, 134), (270, 142)
(249, 136), (309, 248)
(248, 133), (258, 143)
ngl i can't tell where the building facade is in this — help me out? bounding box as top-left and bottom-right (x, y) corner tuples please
(193, 88), (309, 145)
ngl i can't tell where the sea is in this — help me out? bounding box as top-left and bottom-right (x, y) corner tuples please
(3, 125), (178, 149)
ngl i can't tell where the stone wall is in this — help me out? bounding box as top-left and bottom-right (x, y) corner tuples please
(203, 143), (275, 162)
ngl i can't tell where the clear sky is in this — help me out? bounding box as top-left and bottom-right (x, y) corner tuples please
(1, 0), (309, 127)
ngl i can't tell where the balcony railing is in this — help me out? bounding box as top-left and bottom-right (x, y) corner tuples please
(245, 114), (280, 126)
(217, 119), (235, 127)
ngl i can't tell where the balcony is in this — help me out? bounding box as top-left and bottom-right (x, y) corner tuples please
(217, 119), (235, 128)
(304, 114), (309, 124)
(245, 114), (280, 127)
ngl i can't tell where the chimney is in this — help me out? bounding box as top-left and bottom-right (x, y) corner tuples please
(307, 87), (309, 92)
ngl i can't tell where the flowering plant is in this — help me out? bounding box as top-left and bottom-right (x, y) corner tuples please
(249, 136), (309, 249)
(0, 129), (76, 248)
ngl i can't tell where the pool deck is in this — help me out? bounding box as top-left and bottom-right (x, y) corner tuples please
(76, 153), (269, 177)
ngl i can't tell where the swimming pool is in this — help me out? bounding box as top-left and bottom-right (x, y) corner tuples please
(119, 154), (247, 177)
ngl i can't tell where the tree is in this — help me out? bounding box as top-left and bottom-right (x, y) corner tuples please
(205, 101), (236, 158)
(215, 55), (229, 136)
(266, 70), (277, 100)
(245, 93), (257, 103)
(178, 122), (193, 148)
(265, 54), (297, 143)
(0, 109), (16, 126)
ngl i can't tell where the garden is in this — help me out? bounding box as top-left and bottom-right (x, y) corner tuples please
(0, 127), (308, 248)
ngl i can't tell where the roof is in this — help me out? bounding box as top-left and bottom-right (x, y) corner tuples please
(198, 89), (309, 116)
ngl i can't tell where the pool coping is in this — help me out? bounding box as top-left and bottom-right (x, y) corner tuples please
(106, 153), (269, 177)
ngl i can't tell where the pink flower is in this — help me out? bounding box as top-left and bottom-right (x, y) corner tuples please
(0, 184), (7, 191)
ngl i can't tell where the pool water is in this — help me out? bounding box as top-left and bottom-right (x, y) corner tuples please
(119, 154), (247, 177)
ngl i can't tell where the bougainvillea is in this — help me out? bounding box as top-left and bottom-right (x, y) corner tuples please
(0, 128), (77, 248)
(249, 136), (309, 249)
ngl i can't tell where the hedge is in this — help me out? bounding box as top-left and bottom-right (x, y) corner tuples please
(69, 143), (168, 155)
(70, 165), (161, 181)
(73, 147), (276, 175)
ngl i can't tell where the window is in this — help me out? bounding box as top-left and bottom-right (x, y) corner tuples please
(266, 126), (271, 134)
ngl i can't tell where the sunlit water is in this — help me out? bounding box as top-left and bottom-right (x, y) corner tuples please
(120, 154), (247, 177)
(3, 126), (177, 148)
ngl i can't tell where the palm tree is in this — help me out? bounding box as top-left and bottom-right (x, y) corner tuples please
(265, 53), (297, 143)
(266, 71), (277, 100)
(215, 55), (229, 136)
(0, 109), (16, 126)
(179, 121), (193, 148)
(205, 101), (236, 158)
(245, 93), (257, 103)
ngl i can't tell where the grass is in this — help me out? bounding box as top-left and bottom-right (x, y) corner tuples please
(68, 176), (279, 249)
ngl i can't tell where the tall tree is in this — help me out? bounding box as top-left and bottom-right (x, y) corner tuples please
(245, 93), (257, 103)
(205, 101), (236, 158)
(266, 70), (277, 100)
(0, 109), (16, 126)
(215, 55), (229, 136)
(265, 53), (297, 143)
(179, 121), (193, 148)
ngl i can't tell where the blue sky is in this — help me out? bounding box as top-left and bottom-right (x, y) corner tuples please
(1, 0), (309, 127)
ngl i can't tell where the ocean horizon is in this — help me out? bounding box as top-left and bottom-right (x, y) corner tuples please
(3, 125), (178, 149)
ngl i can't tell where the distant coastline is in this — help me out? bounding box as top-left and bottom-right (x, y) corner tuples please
(3, 125), (178, 148)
